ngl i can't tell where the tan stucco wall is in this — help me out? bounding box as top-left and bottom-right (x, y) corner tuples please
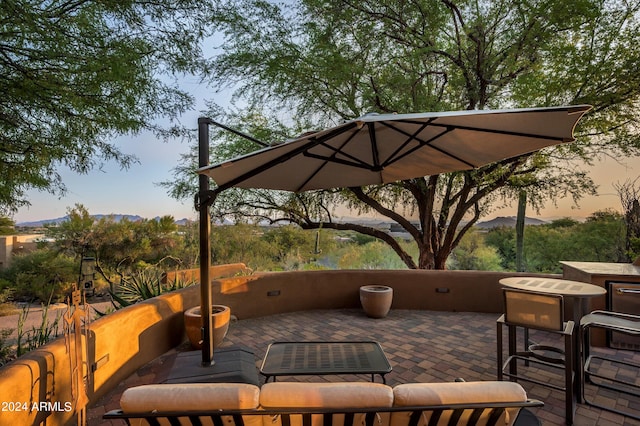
(209, 269), (560, 319)
(163, 263), (251, 284)
(0, 267), (556, 425)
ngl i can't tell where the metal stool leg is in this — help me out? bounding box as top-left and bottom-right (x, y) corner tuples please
(580, 311), (640, 421)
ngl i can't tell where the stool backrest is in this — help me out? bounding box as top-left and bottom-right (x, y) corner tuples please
(503, 288), (564, 331)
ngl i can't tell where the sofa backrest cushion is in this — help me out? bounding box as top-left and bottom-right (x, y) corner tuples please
(120, 383), (261, 426)
(260, 382), (394, 426)
(391, 381), (528, 426)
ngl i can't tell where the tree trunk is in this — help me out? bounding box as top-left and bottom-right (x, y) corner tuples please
(515, 191), (527, 272)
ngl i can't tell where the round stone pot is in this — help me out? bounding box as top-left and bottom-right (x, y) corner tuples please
(359, 285), (393, 318)
(184, 305), (231, 349)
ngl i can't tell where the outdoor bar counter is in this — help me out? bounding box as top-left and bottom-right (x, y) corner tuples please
(562, 261), (640, 346)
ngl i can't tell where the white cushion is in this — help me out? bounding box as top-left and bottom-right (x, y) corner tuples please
(391, 381), (528, 426)
(260, 382), (393, 426)
(120, 383), (261, 426)
(260, 382), (393, 408)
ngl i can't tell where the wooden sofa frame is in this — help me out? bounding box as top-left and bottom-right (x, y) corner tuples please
(104, 399), (544, 426)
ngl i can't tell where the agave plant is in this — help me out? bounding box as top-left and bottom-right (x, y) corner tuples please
(109, 267), (196, 309)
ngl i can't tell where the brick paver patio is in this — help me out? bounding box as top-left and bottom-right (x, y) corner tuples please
(89, 309), (640, 426)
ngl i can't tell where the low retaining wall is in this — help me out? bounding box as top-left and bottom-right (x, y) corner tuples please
(211, 270), (559, 319)
(163, 263), (251, 284)
(0, 268), (557, 425)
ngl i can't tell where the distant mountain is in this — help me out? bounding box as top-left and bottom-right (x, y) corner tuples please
(475, 216), (547, 229)
(17, 214), (192, 227)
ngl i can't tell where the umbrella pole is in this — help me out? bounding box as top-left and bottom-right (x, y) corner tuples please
(195, 117), (267, 366)
(198, 117), (214, 366)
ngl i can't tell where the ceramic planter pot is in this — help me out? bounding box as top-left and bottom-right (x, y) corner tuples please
(359, 285), (393, 318)
(184, 305), (231, 349)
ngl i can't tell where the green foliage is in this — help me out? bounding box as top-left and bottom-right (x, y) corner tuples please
(45, 204), (95, 253)
(0, 249), (76, 302)
(448, 231), (503, 271)
(548, 218), (580, 228)
(210, 224), (337, 271)
(351, 233), (377, 246)
(571, 210), (626, 262)
(212, 223), (273, 269)
(521, 226), (576, 273)
(2, 204), (200, 305)
(0, 0), (217, 214)
(337, 240), (411, 269)
(0, 217), (14, 235)
(46, 204), (189, 281)
(262, 225), (315, 262)
(0, 328), (13, 366)
(485, 210), (627, 273)
(15, 303), (62, 358)
(484, 227), (517, 270)
(629, 237), (640, 262)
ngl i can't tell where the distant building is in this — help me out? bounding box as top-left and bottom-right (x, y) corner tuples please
(0, 234), (44, 270)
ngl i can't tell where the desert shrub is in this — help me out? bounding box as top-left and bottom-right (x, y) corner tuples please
(110, 267), (196, 308)
(0, 328), (13, 366)
(338, 240), (411, 269)
(0, 287), (17, 316)
(0, 249), (76, 302)
(448, 230), (503, 271)
(16, 304), (62, 357)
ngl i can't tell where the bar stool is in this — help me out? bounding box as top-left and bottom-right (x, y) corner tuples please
(497, 288), (575, 425)
(579, 310), (640, 420)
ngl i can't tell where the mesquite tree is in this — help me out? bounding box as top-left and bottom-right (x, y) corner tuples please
(165, 0), (640, 269)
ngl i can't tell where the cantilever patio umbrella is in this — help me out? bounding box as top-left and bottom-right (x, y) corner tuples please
(198, 105), (592, 193)
(194, 105), (592, 364)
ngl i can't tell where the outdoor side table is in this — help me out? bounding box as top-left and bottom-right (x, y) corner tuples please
(260, 341), (392, 383)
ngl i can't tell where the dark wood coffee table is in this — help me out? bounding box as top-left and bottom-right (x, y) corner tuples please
(260, 341), (392, 383)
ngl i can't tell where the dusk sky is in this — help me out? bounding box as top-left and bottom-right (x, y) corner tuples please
(15, 131), (199, 223)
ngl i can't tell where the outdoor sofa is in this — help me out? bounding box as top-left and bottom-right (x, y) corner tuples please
(103, 380), (543, 426)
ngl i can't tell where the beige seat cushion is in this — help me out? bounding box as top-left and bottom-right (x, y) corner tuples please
(260, 382), (393, 426)
(391, 381), (528, 426)
(120, 383), (261, 426)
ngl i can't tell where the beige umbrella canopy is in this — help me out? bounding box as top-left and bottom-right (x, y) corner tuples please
(198, 105), (592, 193)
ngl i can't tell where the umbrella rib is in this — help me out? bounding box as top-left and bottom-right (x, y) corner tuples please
(303, 129), (374, 169)
(379, 121), (431, 168)
(378, 122), (476, 169)
(214, 122), (359, 192)
(368, 122), (382, 171)
(305, 143), (375, 169)
(398, 119), (571, 142)
(296, 128), (365, 191)
(303, 151), (379, 170)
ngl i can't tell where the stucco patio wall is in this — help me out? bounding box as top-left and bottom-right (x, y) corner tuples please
(211, 269), (561, 319)
(0, 268), (558, 425)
